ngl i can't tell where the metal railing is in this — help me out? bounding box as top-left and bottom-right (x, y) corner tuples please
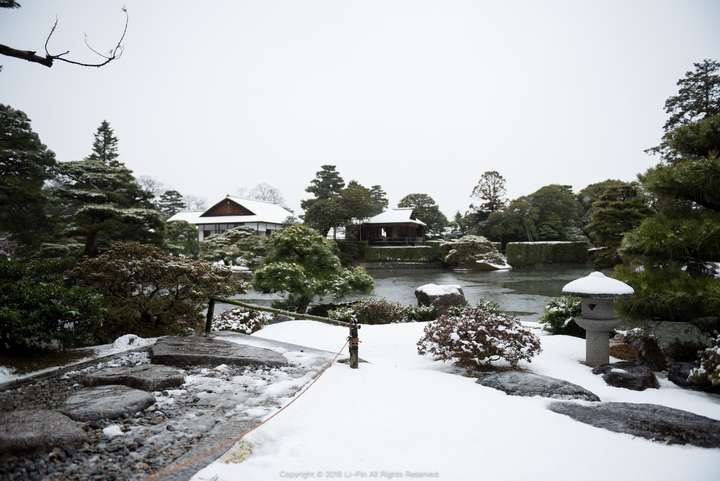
(206, 297), (360, 368)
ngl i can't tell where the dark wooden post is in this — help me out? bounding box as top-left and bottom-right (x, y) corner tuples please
(205, 298), (215, 335)
(348, 321), (359, 369)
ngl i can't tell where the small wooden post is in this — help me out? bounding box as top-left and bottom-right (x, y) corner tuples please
(348, 321), (359, 369)
(205, 298), (215, 335)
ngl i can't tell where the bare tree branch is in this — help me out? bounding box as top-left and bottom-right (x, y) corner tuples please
(0, 7), (128, 69)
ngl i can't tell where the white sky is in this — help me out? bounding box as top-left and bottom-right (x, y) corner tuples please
(1, 0), (719, 215)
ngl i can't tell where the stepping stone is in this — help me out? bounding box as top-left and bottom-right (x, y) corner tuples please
(151, 336), (287, 368)
(549, 401), (720, 448)
(0, 409), (87, 451)
(82, 364), (185, 391)
(476, 371), (600, 401)
(592, 361), (659, 391)
(61, 385), (155, 422)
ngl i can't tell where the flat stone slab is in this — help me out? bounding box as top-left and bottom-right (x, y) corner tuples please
(82, 364), (185, 391)
(61, 385), (155, 422)
(549, 401), (720, 448)
(476, 371), (600, 401)
(0, 409), (87, 451)
(151, 335), (288, 368)
(592, 361), (659, 391)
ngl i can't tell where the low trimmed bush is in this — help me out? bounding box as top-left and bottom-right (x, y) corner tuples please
(417, 303), (542, 369)
(329, 298), (410, 324)
(212, 307), (273, 334)
(538, 296), (584, 337)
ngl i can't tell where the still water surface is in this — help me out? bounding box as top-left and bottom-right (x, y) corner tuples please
(239, 266), (591, 323)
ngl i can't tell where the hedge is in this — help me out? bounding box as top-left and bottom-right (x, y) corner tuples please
(506, 241), (588, 266)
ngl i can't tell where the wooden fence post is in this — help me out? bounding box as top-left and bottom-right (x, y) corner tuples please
(348, 321), (359, 369)
(205, 298), (215, 335)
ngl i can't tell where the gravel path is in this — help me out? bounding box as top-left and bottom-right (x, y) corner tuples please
(0, 335), (336, 481)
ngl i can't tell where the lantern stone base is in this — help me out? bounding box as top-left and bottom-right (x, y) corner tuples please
(575, 317), (623, 367)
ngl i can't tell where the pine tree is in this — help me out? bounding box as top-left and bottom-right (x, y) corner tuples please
(158, 190), (187, 218)
(618, 59), (720, 322)
(86, 120), (120, 164)
(0, 104), (56, 248)
(51, 159), (164, 256)
(301, 165), (345, 210)
(51, 123), (162, 256)
(585, 183), (650, 268)
(369, 185), (388, 215)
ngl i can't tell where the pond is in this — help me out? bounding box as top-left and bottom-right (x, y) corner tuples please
(235, 265), (592, 323)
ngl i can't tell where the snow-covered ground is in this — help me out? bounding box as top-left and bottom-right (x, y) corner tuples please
(193, 321), (720, 481)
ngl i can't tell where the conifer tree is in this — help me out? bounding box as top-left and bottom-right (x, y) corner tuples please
(86, 120), (120, 164)
(158, 190), (187, 218)
(0, 104), (56, 248)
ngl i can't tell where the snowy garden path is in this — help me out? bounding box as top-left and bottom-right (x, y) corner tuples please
(193, 322), (720, 481)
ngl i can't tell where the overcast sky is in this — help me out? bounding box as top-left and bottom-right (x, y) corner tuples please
(2, 0), (719, 215)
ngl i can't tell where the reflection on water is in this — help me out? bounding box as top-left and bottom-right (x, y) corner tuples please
(238, 265), (591, 323)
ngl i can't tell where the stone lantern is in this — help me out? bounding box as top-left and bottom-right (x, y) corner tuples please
(562, 272), (634, 367)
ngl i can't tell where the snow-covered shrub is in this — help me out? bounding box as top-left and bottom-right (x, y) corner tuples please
(417, 304), (542, 369)
(212, 307), (273, 334)
(538, 296), (583, 337)
(328, 298), (410, 324)
(199, 227), (266, 268)
(690, 334), (720, 386)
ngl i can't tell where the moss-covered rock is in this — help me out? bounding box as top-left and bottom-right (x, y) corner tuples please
(506, 241), (588, 266)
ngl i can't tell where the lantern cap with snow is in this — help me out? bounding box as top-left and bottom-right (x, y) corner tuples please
(561, 272), (634, 366)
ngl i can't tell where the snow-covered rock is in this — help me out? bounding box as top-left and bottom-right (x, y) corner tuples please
(476, 371), (600, 401)
(102, 424), (124, 438)
(414, 283), (467, 314)
(111, 334), (152, 351)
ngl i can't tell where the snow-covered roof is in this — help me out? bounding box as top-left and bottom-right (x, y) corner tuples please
(363, 209), (426, 226)
(167, 196), (292, 225)
(562, 272), (634, 297)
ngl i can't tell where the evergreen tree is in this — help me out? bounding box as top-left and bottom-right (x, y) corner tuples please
(341, 181), (376, 222)
(369, 185), (388, 215)
(398, 193), (448, 236)
(618, 60), (720, 322)
(51, 159), (164, 256)
(301, 165), (345, 210)
(649, 59), (720, 160)
(471, 171), (507, 214)
(483, 185), (582, 244)
(86, 120), (120, 164)
(303, 197), (348, 238)
(585, 182), (651, 268)
(158, 190), (187, 218)
(253, 225), (373, 312)
(0, 105), (56, 248)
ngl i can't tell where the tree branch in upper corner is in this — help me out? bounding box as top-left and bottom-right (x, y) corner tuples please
(0, 7), (128, 69)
